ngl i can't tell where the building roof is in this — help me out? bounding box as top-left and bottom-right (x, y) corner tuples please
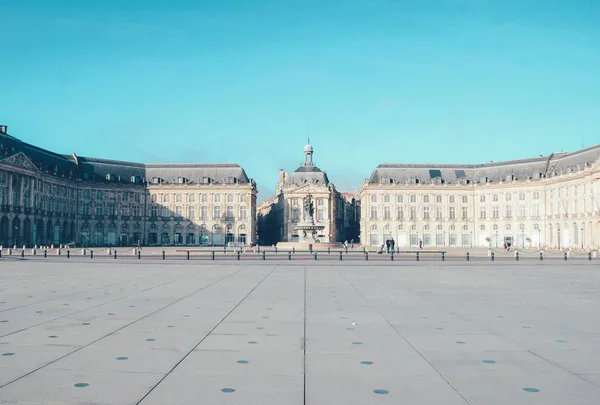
(368, 144), (600, 185)
(285, 165), (330, 187)
(0, 131), (252, 185)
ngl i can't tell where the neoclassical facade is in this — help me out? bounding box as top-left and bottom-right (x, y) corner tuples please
(0, 126), (257, 247)
(257, 142), (359, 245)
(360, 145), (600, 249)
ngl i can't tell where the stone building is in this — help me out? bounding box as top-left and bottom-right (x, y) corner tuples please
(0, 126), (257, 247)
(360, 145), (600, 249)
(257, 141), (360, 245)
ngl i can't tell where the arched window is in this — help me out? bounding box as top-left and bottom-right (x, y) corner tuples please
(480, 224), (485, 231)
(410, 195), (417, 203)
(423, 195), (429, 203)
(505, 224), (511, 230)
(370, 224), (377, 231)
(437, 225), (443, 231)
(462, 225), (468, 230)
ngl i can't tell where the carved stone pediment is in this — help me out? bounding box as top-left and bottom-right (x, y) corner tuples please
(0, 152), (38, 172)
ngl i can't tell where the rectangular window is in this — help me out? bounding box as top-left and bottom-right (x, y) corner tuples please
(162, 207), (170, 217)
(370, 194), (377, 203)
(214, 206), (221, 219)
(449, 234), (457, 246)
(201, 194), (208, 202)
(240, 206), (247, 220)
(370, 206), (377, 220)
(188, 206), (195, 219)
(461, 195), (468, 204)
(436, 206), (442, 220)
(151, 194), (157, 203)
(397, 195), (404, 203)
(163, 194), (170, 203)
(150, 205), (157, 217)
(423, 206), (430, 220)
(480, 207), (486, 219)
(214, 194), (220, 203)
(505, 193), (511, 201)
(226, 206), (234, 219)
(519, 192), (525, 200)
(397, 207), (404, 219)
(505, 205), (512, 218)
(96, 204), (104, 216)
(449, 207), (456, 220)
(188, 194), (195, 203)
(317, 209), (324, 221)
(435, 195), (442, 203)
(82, 202), (90, 216)
(201, 206), (207, 219)
(410, 206), (416, 220)
(449, 196), (455, 203)
(519, 204), (526, 218)
(384, 206), (391, 220)
(175, 206), (183, 217)
(241, 194), (247, 203)
(533, 191), (539, 200)
(493, 194), (498, 202)
(96, 190), (104, 200)
(436, 233), (444, 246)
(492, 205), (499, 219)
(176, 194), (182, 203)
(83, 189), (91, 199)
(461, 206), (468, 220)
(227, 194), (233, 202)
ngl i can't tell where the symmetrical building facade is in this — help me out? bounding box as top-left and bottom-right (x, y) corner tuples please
(0, 126), (257, 247)
(360, 146), (600, 249)
(257, 142), (360, 245)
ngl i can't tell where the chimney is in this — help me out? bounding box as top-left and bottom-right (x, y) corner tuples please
(0, 125), (6, 133)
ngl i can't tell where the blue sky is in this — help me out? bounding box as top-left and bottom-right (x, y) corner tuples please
(1, 0), (599, 200)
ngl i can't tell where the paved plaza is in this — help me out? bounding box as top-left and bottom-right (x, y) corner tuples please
(0, 260), (599, 404)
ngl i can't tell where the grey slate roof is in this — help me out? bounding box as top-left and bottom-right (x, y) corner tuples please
(286, 165), (330, 186)
(0, 131), (251, 184)
(369, 144), (600, 185)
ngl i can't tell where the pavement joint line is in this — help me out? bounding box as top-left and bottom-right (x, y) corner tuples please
(527, 350), (600, 389)
(135, 264), (281, 405)
(335, 266), (474, 405)
(0, 279), (178, 339)
(0, 274), (145, 313)
(0, 263), (245, 390)
(303, 265), (307, 405)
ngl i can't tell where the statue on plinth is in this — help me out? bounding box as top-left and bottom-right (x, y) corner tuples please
(303, 194), (314, 223)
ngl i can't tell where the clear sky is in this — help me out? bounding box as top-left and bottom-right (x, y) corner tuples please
(1, 0), (599, 201)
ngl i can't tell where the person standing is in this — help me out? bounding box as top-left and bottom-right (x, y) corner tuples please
(385, 238), (390, 253)
(390, 238), (395, 253)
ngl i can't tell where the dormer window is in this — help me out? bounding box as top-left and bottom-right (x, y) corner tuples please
(410, 177), (419, 184)
(505, 174), (515, 182)
(106, 173), (117, 182)
(225, 177), (236, 184)
(177, 177), (187, 184)
(202, 177), (211, 184)
(152, 177), (162, 184)
(479, 176), (488, 184)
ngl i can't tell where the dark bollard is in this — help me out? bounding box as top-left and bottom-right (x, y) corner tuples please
(258, 246), (261, 253)
(293, 247), (296, 254)
(138, 250), (141, 259)
(288, 251), (292, 261)
(187, 251), (190, 260)
(275, 246), (278, 254)
(466, 252), (470, 261)
(491, 252), (494, 261)
(345, 246), (348, 254)
(44, 249), (47, 258)
(90, 250), (94, 259)
(564, 252), (567, 261)
(327, 247), (330, 254)
(162, 250), (165, 260)
(339, 251), (343, 261)
(365, 251), (369, 261)
(515, 252), (519, 261)
(309, 245), (313, 254)
(114, 250), (117, 259)
(262, 251), (266, 260)
(314, 252), (318, 261)
(391, 252), (394, 261)
(212, 251), (215, 261)
(237, 251), (240, 260)
(0, 250), (2, 258)
(589, 252), (592, 261)
(21, 250), (24, 258)
(67, 250), (70, 259)
(224, 245), (226, 253)
(540, 252), (543, 261)
(416, 252), (420, 261)
(442, 251), (445, 262)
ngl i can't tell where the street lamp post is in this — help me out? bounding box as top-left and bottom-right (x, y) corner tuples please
(521, 230), (525, 248)
(581, 226), (584, 249)
(538, 229), (541, 248)
(495, 230), (498, 248)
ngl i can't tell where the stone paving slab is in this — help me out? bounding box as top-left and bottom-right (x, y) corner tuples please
(0, 260), (599, 404)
